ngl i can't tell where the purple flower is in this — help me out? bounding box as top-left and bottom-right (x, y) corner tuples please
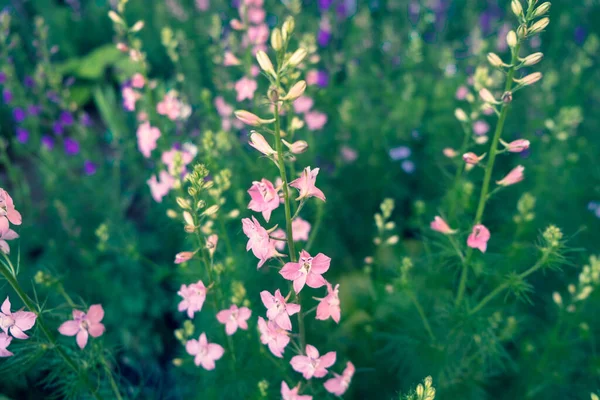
(317, 29), (332, 47)
(23, 76), (35, 88)
(12, 108), (26, 123)
(317, 70), (329, 88)
(401, 160), (415, 174)
(59, 111), (74, 126)
(41, 135), (54, 150)
(389, 146), (411, 160)
(16, 128), (29, 143)
(2, 89), (12, 104)
(0, 72), (6, 84)
(27, 104), (41, 116)
(80, 112), (92, 127)
(574, 26), (587, 45)
(46, 91), (60, 103)
(318, 0), (333, 11)
(64, 138), (80, 155)
(53, 121), (64, 135)
(84, 160), (97, 175)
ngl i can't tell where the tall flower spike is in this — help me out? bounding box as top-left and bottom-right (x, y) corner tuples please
(289, 167), (326, 202)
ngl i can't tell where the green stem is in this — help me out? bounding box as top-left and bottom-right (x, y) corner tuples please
(100, 354), (124, 400)
(409, 291), (436, 343)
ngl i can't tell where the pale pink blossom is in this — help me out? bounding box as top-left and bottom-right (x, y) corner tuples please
(293, 96), (314, 114)
(443, 148), (458, 158)
(292, 217), (311, 241)
(306, 70), (319, 86)
(247, 7), (266, 24)
(316, 283), (341, 323)
(496, 165), (525, 186)
(248, 179), (280, 222)
(177, 280), (207, 318)
(430, 216), (457, 235)
(230, 19), (244, 30)
(147, 171), (175, 203)
(289, 167), (326, 202)
(206, 234), (218, 257)
(501, 139), (530, 153)
(174, 251), (195, 264)
(340, 145), (358, 163)
(249, 132), (276, 156)
(162, 148), (194, 175)
(136, 122), (161, 158)
(216, 305), (252, 335)
(282, 139), (309, 154)
(0, 297), (36, 339)
(260, 289), (300, 331)
(242, 217), (283, 268)
(0, 189), (22, 232)
(122, 86), (139, 111)
(455, 85), (469, 100)
(58, 305), (105, 349)
(247, 24), (269, 45)
(131, 73), (145, 89)
(462, 152), (486, 165)
(272, 229), (287, 251)
(0, 332), (13, 357)
(157, 92), (185, 120)
(195, 0), (210, 11)
(257, 316), (289, 358)
(250, 65), (261, 76)
(467, 224), (491, 253)
(185, 333), (224, 370)
(280, 250), (330, 294)
(324, 361), (355, 396)
(473, 120), (490, 136)
(305, 111), (327, 131)
(244, 0), (264, 6)
(215, 96), (233, 116)
(0, 229), (19, 254)
(281, 381), (312, 400)
(290, 344), (336, 379)
(223, 52), (241, 66)
(235, 77), (258, 101)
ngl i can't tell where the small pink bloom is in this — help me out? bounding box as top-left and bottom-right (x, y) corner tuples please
(248, 178), (280, 222)
(281, 381), (312, 400)
(185, 333), (224, 370)
(292, 217), (311, 242)
(136, 122), (161, 158)
(282, 139), (309, 154)
(0, 297), (36, 339)
(467, 224), (491, 253)
(223, 51), (241, 66)
(247, 7), (266, 24)
(175, 251), (195, 264)
(147, 171), (175, 203)
(195, 0), (210, 11)
(58, 305), (105, 349)
(157, 92), (184, 120)
(293, 96), (314, 114)
(496, 165), (525, 186)
(260, 289), (300, 331)
(289, 167), (326, 202)
(443, 148), (458, 158)
(455, 85), (469, 100)
(230, 19), (244, 30)
(249, 132), (276, 155)
(340, 145), (358, 163)
(241, 217), (283, 268)
(280, 250), (330, 294)
(162, 148), (194, 175)
(304, 111), (327, 131)
(430, 216), (457, 235)
(473, 120), (490, 136)
(462, 152), (486, 165)
(122, 86), (139, 111)
(324, 361), (355, 396)
(131, 73), (145, 89)
(235, 77), (258, 102)
(216, 305), (252, 335)
(0, 189), (22, 229)
(257, 316), (289, 358)
(247, 24), (269, 45)
(206, 234), (218, 257)
(0, 332), (13, 357)
(501, 139), (530, 153)
(316, 283), (341, 323)
(290, 345), (336, 379)
(306, 70), (319, 86)
(177, 280), (207, 318)
(0, 229), (19, 254)
(214, 96), (233, 117)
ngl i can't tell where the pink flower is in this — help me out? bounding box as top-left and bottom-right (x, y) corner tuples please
(242, 217), (283, 268)
(247, 7), (266, 24)
(455, 85), (469, 100)
(215, 96), (233, 116)
(122, 86), (139, 111)
(290, 344), (336, 379)
(0, 297), (36, 339)
(0, 189), (22, 232)
(235, 77), (258, 101)
(340, 145), (358, 163)
(293, 96), (314, 114)
(185, 333), (224, 370)
(136, 122), (161, 158)
(280, 250), (330, 294)
(249, 132), (276, 156)
(131, 73), (145, 89)
(430, 216), (457, 235)
(501, 139), (530, 153)
(282, 139), (309, 154)
(473, 120), (490, 136)
(162, 148), (194, 175)
(324, 361), (355, 396)
(316, 283), (341, 323)
(177, 280), (207, 318)
(247, 24), (269, 45)
(157, 92), (186, 120)
(443, 148), (458, 158)
(216, 305), (251, 335)
(147, 171), (175, 203)
(0, 332), (13, 357)
(248, 179), (280, 222)
(496, 165), (525, 186)
(195, 0), (210, 10)
(257, 316), (289, 358)
(58, 305), (105, 349)
(281, 381), (312, 400)
(206, 234), (218, 257)
(462, 152), (486, 165)
(292, 217), (311, 241)
(174, 251), (195, 264)
(289, 167), (326, 202)
(467, 224), (491, 253)
(305, 111), (327, 131)
(0, 229), (19, 254)
(306, 70), (319, 86)
(223, 52), (241, 66)
(260, 289), (300, 331)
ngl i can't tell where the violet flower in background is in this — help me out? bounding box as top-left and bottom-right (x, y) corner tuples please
(2, 89), (12, 104)
(60, 111), (74, 126)
(12, 107), (26, 123)
(64, 138), (80, 155)
(41, 136), (54, 150)
(0, 72), (6, 84)
(84, 161), (97, 176)
(16, 128), (29, 144)
(27, 105), (41, 116)
(52, 121), (64, 135)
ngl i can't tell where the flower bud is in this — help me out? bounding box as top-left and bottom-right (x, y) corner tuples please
(130, 20), (145, 32)
(500, 138), (530, 152)
(462, 152), (486, 165)
(287, 48), (307, 68)
(202, 205), (219, 216)
(256, 50), (275, 77)
(529, 17), (550, 34)
(234, 110), (275, 126)
(502, 91), (513, 104)
(281, 80), (306, 101)
(514, 72), (543, 86)
(175, 251), (195, 264)
(532, 2), (551, 18)
(183, 211), (194, 226)
(517, 24), (527, 39)
(506, 30), (518, 48)
(521, 52), (543, 66)
(166, 209), (178, 219)
(416, 384), (424, 397)
(479, 88), (498, 104)
(430, 216), (457, 234)
(282, 139), (308, 154)
(552, 292), (562, 307)
(511, 0), (523, 17)
(487, 52), (506, 68)
(176, 197), (191, 210)
(496, 165), (525, 186)
(270, 28), (283, 51)
(282, 16), (295, 41)
(454, 108), (468, 122)
(108, 10), (124, 25)
(443, 148), (458, 158)
(248, 132), (277, 155)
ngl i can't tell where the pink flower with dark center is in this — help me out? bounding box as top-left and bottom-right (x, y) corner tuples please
(430, 216), (457, 235)
(178, 280), (207, 318)
(0, 332), (12, 357)
(185, 333), (224, 370)
(248, 178), (280, 222)
(290, 344), (336, 379)
(293, 96), (314, 114)
(305, 111), (327, 131)
(260, 289), (300, 331)
(281, 381), (312, 400)
(289, 167), (326, 202)
(280, 250), (330, 294)
(316, 283), (341, 323)
(467, 224), (491, 253)
(147, 171), (175, 203)
(235, 77), (258, 101)
(136, 122), (161, 158)
(324, 361), (355, 396)
(257, 316), (289, 358)
(0, 297), (36, 339)
(242, 217), (283, 268)
(0, 189), (22, 233)
(496, 165), (525, 186)
(58, 305), (105, 349)
(0, 229), (19, 254)
(216, 305), (252, 336)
